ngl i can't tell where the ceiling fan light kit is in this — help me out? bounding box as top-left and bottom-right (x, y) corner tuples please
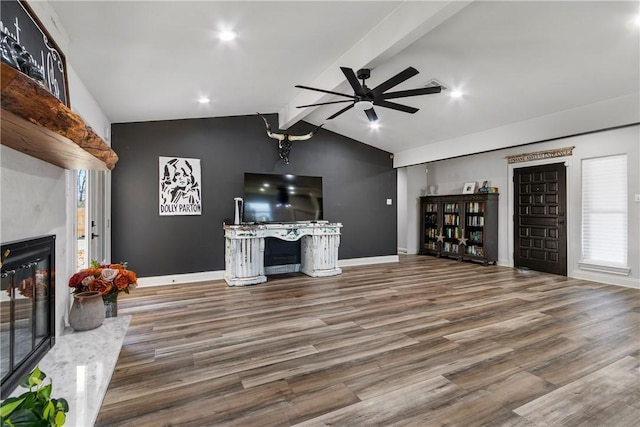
(295, 66), (442, 122)
(354, 100), (374, 111)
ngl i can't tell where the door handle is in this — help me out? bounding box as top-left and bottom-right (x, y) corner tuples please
(91, 233), (99, 239)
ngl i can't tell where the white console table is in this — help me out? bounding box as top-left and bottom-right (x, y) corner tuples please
(224, 222), (342, 286)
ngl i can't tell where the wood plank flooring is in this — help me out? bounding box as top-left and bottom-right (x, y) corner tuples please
(96, 256), (640, 426)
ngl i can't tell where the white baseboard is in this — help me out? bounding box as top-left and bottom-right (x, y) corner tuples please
(570, 270), (639, 289)
(131, 257), (639, 289)
(338, 255), (399, 267)
(136, 270), (225, 287)
(136, 255), (400, 287)
(397, 247), (408, 254)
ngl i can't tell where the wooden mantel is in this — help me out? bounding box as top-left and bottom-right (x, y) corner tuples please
(1, 63), (118, 171)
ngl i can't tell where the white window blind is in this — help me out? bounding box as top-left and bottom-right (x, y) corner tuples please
(581, 154), (627, 266)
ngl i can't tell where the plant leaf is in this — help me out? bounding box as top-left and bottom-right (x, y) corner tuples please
(0, 397), (25, 418)
(54, 411), (66, 427)
(54, 412), (67, 427)
(37, 384), (52, 402)
(52, 398), (69, 414)
(42, 401), (54, 420)
(17, 373), (31, 389)
(1, 408), (44, 426)
(20, 366), (46, 389)
(17, 393), (37, 409)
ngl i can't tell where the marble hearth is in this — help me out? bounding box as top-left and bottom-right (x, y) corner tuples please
(9, 316), (130, 426)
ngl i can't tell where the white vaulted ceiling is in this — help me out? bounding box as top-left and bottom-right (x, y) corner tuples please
(47, 1), (639, 166)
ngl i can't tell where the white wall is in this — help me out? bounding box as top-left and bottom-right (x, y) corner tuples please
(397, 167), (407, 253)
(394, 93), (639, 168)
(402, 164), (430, 255)
(401, 125), (640, 288)
(0, 1), (112, 334)
(0, 147), (72, 335)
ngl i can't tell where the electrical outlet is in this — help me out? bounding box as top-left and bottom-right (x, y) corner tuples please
(635, 194), (640, 203)
(386, 199), (393, 205)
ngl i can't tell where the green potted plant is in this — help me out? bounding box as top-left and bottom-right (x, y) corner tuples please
(0, 366), (69, 426)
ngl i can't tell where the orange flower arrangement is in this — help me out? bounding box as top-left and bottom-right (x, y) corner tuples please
(68, 260), (137, 301)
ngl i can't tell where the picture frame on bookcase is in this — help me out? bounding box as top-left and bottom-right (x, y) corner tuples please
(462, 182), (476, 194)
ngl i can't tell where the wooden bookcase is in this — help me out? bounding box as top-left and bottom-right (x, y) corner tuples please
(419, 193), (499, 265)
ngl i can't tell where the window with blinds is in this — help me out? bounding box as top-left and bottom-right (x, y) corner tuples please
(581, 154), (627, 267)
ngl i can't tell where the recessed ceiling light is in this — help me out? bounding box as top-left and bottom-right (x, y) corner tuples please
(370, 121), (380, 129)
(218, 31), (236, 41)
(198, 96), (210, 104)
(450, 90), (463, 98)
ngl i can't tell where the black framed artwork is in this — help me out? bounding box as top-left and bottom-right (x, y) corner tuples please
(0, 0), (69, 106)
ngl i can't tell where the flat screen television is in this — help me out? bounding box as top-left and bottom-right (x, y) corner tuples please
(243, 173), (323, 223)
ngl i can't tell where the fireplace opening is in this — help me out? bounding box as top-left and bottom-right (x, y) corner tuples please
(1, 235), (55, 399)
(264, 237), (301, 267)
(262, 237), (303, 276)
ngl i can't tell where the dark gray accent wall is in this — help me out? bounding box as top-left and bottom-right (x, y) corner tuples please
(111, 114), (397, 277)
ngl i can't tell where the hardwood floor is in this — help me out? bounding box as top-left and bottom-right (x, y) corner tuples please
(96, 256), (640, 426)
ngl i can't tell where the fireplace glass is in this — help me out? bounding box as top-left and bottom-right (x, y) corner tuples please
(0, 235), (55, 398)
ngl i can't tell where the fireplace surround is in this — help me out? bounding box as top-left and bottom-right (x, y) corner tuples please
(0, 235), (55, 398)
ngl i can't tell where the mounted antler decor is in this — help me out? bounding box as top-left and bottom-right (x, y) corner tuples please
(257, 113), (323, 164)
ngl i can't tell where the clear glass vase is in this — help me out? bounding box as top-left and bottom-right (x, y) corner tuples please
(102, 292), (118, 318)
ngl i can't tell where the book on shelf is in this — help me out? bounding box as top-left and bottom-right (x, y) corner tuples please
(424, 213), (438, 224)
(444, 214), (460, 225)
(444, 203), (459, 213)
(443, 242), (460, 254)
(424, 203), (438, 212)
(445, 227), (461, 238)
(466, 202), (485, 213)
(465, 245), (485, 257)
(467, 216), (485, 227)
(467, 231), (483, 242)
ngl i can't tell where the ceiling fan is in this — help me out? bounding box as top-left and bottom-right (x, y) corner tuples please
(295, 66), (442, 122)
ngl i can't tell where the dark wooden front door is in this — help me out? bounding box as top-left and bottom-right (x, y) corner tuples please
(514, 163), (567, 275)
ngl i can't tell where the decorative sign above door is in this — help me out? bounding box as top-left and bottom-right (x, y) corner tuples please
(0, 0), (69, 106)
(506, 146), (575, 164)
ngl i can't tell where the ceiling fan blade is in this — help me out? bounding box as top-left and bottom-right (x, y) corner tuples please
(370, 67), (419, 98)
(380, 86), (442, 100)
(365, 108), (378, 122)
(295, 85), (355, 99)
(297, 100), (355, 108)
(327, 103), (354, 120)
(375, 99), (419, 114)
(340, 67), (367, 96)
